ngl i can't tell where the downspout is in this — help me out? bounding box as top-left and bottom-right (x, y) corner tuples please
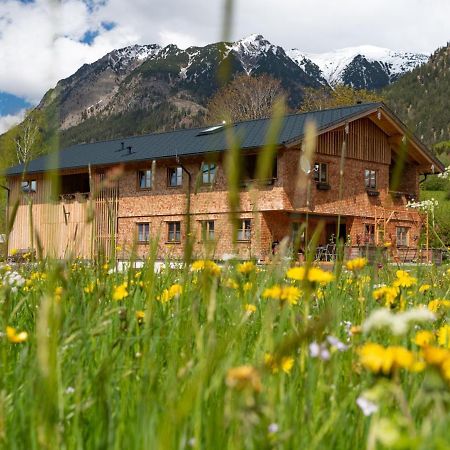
(176, 158), (193, 264)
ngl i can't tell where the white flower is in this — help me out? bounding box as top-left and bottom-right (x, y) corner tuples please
(356, 396), (379, 416)
(327, 335), (348, 351)
(309, 341), (331, 360)
(362, 307), (435, 336)
(65, 386), (75, 394)
(268, 423), (279, 434)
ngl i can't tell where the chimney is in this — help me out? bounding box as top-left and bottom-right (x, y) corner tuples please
(127, 146), (132, 155)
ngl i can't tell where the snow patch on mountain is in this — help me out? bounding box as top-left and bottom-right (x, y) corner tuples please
(288, 45), (428, 85)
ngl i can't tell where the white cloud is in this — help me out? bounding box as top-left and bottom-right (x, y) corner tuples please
(0, 0), (449, 107)
(0, 109), (26, 134)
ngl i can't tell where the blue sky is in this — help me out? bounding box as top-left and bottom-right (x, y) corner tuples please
(0, 0), (449, 133)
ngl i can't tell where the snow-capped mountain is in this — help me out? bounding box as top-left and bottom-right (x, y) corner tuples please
(17, 34), (430, 148)
(288, 45), (428, 89)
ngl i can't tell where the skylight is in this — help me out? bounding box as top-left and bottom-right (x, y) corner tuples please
(196, 124), (225, 136)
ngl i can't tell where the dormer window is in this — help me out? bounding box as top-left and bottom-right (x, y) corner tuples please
(21, 180), (37, 193)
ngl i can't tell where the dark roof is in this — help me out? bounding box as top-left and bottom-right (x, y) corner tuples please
(5, 102), (388, 176)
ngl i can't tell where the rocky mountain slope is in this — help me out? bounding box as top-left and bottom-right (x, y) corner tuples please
(4, 34), (430, 150)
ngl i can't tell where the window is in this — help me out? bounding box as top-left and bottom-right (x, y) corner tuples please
(168, 221), (181, 243)
(137, 223), (150, 243)
(21, 180), (37, 193)
(364, 224), (375, 244)
(313, 163), (328, 183)
(168, 167), (183, 187)
(241, 154), (277, 183)
(396, 227), (409, 247)
(138, 169), (152, 189)
(237, 219), (251, 241)
(201, 163), (216, 184)
(60, 173), (90, 195)
(365, 169), (377, 189)
(201, 220), (215, 241)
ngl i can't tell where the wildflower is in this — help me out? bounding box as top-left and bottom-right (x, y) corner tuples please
(84, 282), (95, 294)
(419, 284), (431, 294)
(135, 310), (145, 324)
(413, 330), (435, 347)
(356, 395), (379, 416)
(309, 342), (331, 361)
(224, 278), (239, 289)
(428, 299), (450, 313)
(65, 386), (75, 395)
(262, 285), (301, 305)
(226, 365), (262, 392)
(372, 286), (400, 307)
(158, 283), (183, 303)
(362, 307), (435, 336)
(326, 335), (348, 352)
(268, 423), (279, 434)
(286, 266), (334, 284)
(112, 282), (128, 301)
(243, 282), (253, 292)
(358, 343), (417, 374)
(237, 261), (256, 274)
(422, 346), (450, 383)
(244, 304), (257, 313)
(393, 270), (417, 288)
(438, 325), (450, 348)
(264, 353), (294, 374)
(190, 260), (221, 276)
(6, 326), (28, 343)
(346, 257), (368, 271)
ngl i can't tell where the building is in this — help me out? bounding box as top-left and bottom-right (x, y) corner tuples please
(5, 102), (444, 262)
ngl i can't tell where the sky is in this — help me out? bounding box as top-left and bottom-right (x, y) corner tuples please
(0, 0), (449, 132)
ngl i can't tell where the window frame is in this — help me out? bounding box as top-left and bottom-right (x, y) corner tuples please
(364, 169), (377, 190)
(364, 224), (375, 245)
(396, 226), (409, 247)
(137, 169), (152, 190)
(21, 179), (37, 194)
(167, 167), (183, 188)
(167, 221), (181, 243)
(201, 162), (217, 185)
(313, 162), (328, 184)
(136, 222), (150, 243)
(200, 220), (215, 241)
(237, 219), (251, 242)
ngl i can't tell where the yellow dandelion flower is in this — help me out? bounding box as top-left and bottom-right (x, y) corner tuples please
(135, 310), (145, 324)
(224, 278), (239, 289)
(413, 330), (435, 347)
(438, 325), (450, 348)
(190, 260), (221, 276)
(419, 284), (431, 293)
(84, 282), (95, 294)
(286, 266), (334, 284)
(226, 365), (262, 392)
(243, 282), (253, 292)
(372, 286), (400, 307)
(428, 299), (450, 313)
(346, 257), (368, 271)
(112, 282), (128, 301)
(158, 283), (183, 303)
(393, 270), (417, 288)
(6, 326), (28, 343)
(264, 353), (294, 374)
(262, 285), (282, 300)
(237, 261), (256, 274)
(244, 303), (257, 313)
(280, 286), (301, 305)
(358, 343), (416, 375)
